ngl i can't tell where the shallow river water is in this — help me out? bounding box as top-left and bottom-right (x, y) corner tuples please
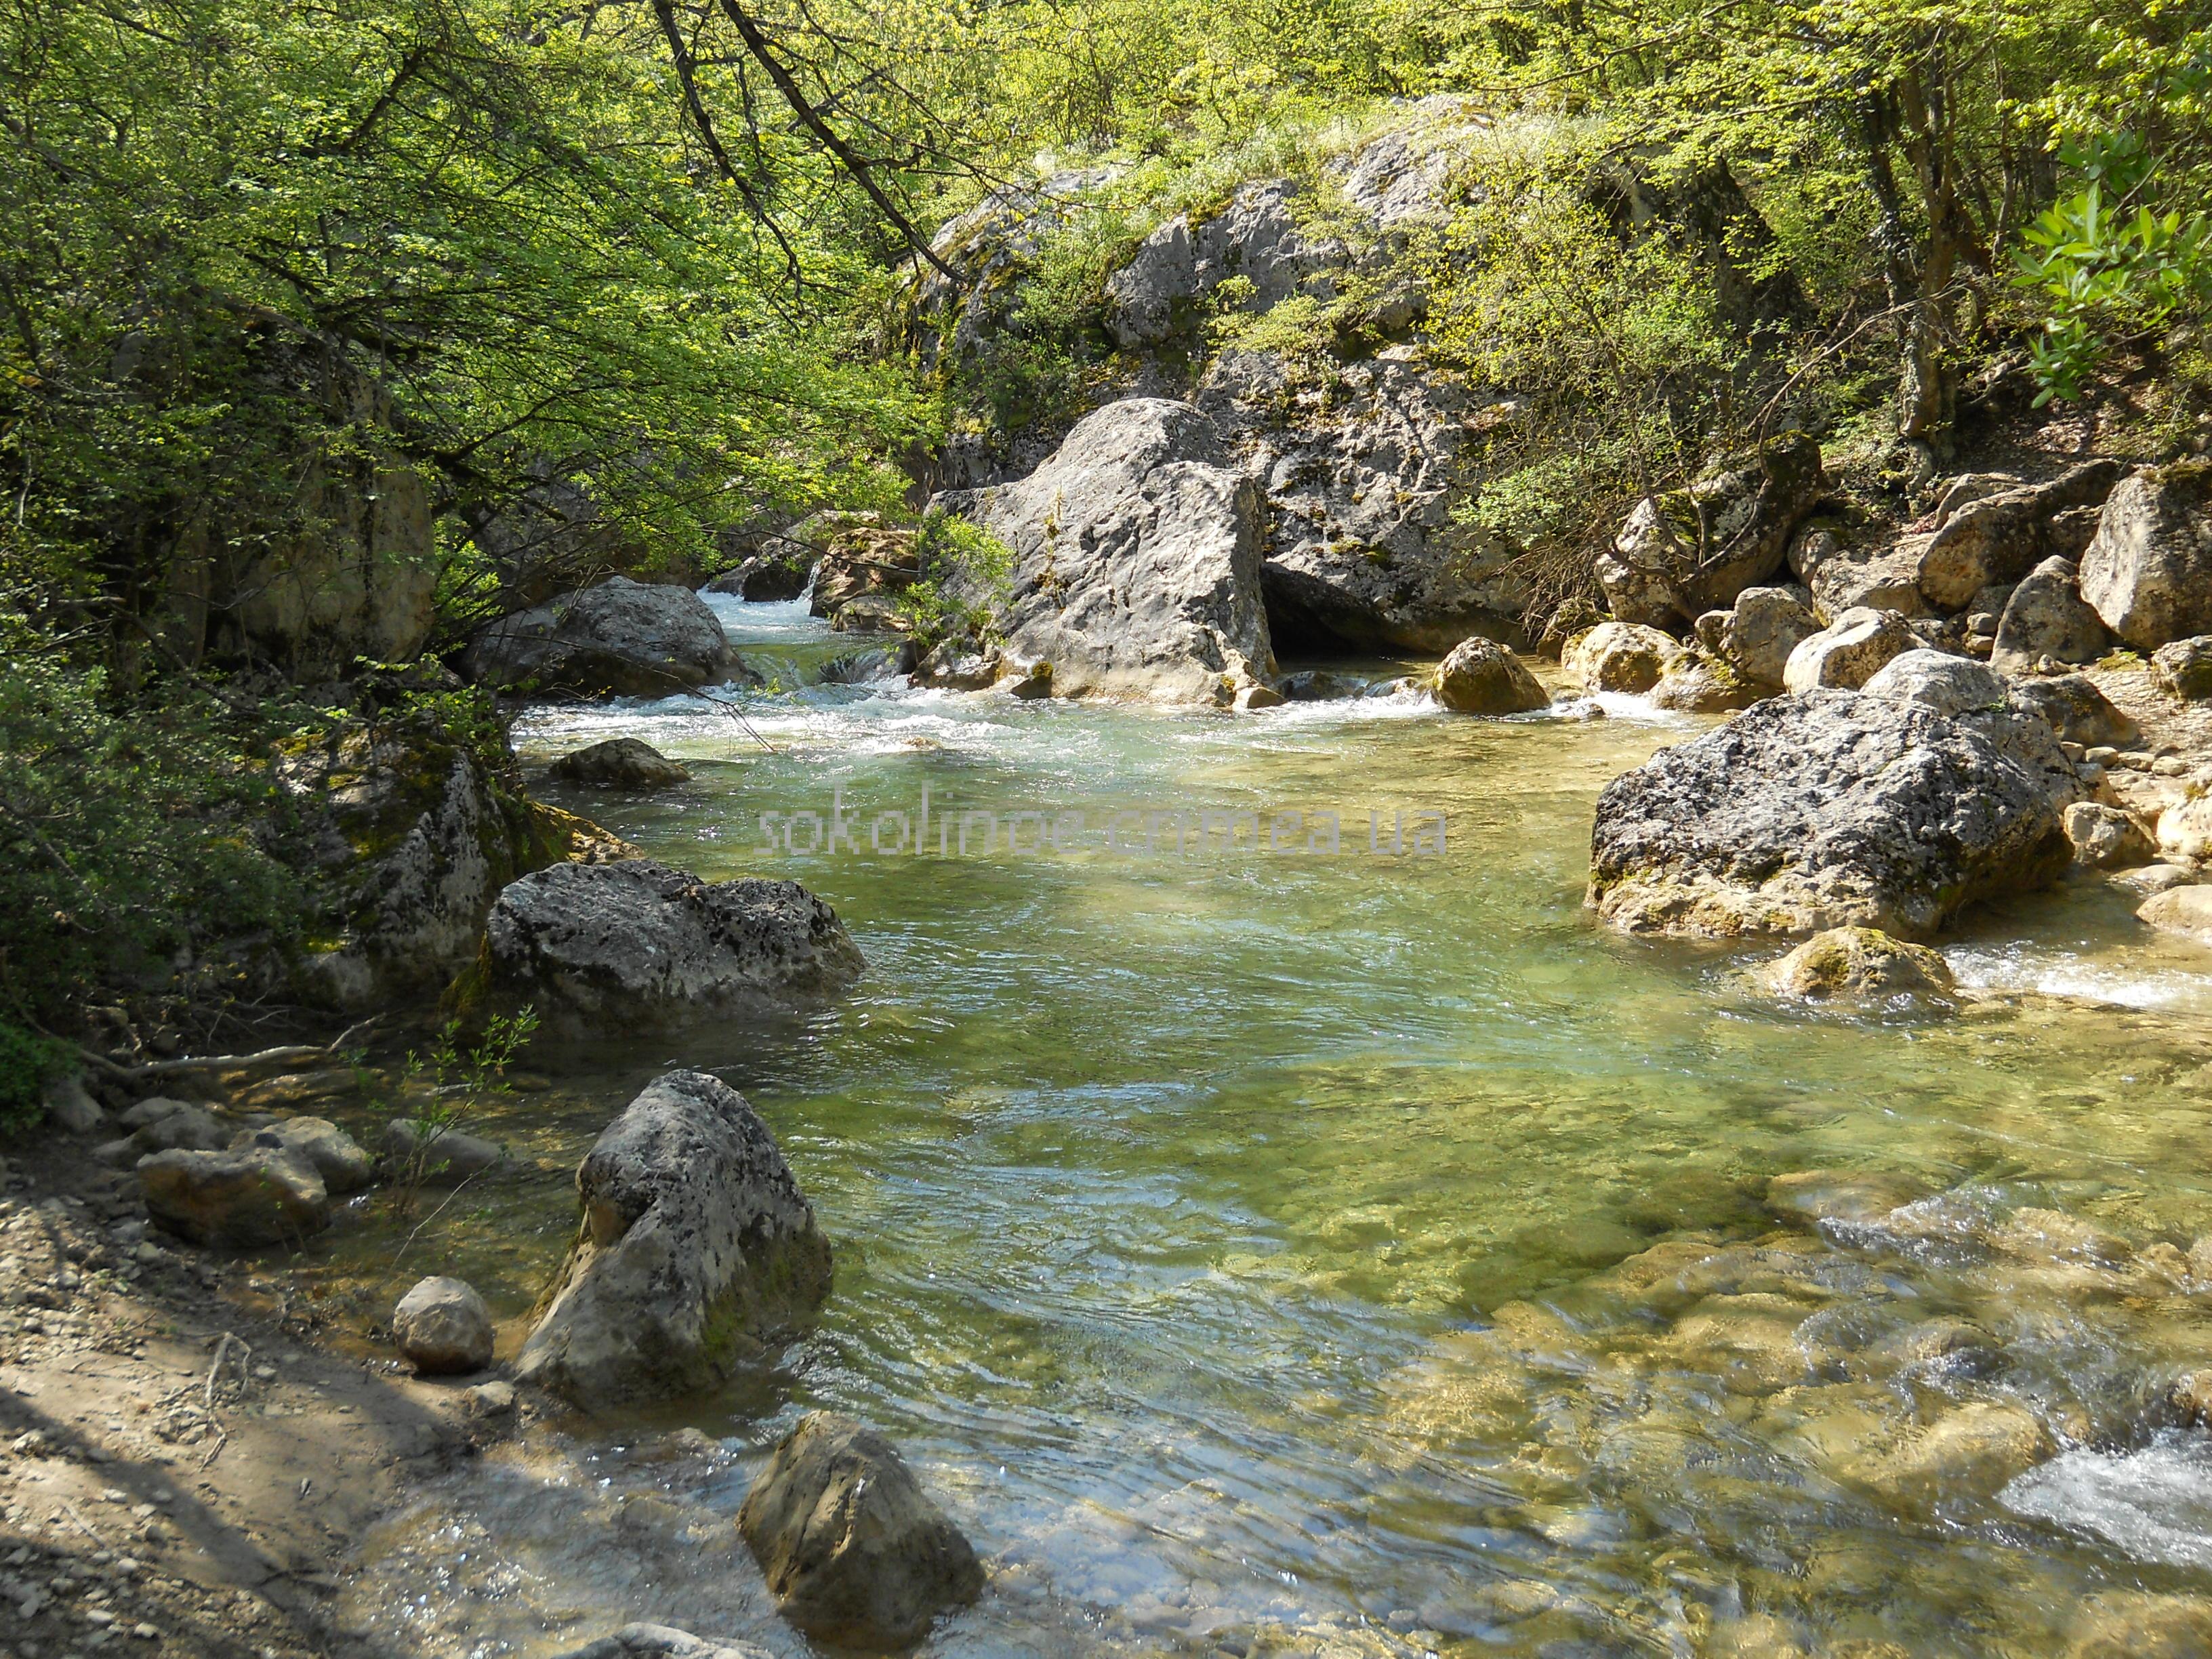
(333, 597), (2212, 1658)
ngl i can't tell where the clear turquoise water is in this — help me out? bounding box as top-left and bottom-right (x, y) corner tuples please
(333, 598), (2212, 1658)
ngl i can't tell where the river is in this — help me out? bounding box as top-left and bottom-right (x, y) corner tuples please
(331, 595), (2212, 1658)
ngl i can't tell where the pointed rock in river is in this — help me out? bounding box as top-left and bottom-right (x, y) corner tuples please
(516, 1071), (832, 1410)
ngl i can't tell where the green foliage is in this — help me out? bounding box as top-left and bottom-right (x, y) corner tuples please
(2014, 133), (2212, 404)
(380, 1004), (535, 1225)
(893, 511), (1015, 648)
(0, 1021), (65, 1136)
(1422, 142), (1738, 586)
(0, 611), (304, 1026)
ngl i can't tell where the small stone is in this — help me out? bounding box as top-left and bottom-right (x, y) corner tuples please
(392, 1276), (494, 1374)
(464, 1380), (517, 1418)
(2063, 802), (2156, 869)
(1231, 682), (1285, 712)
(548, 737), (691, 791)
(2138, 884), (2212, 947)
(43, 1076), (106, 1135)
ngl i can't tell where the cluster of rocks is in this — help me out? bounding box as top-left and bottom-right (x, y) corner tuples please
(1576, 456), (2212, 948)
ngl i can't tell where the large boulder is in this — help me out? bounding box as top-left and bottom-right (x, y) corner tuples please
(1433, 637), (1549, 714)
(1563, 622), (1683, 694)
(140, 1144), (331, 1249)
(1782, 607), (1916, 693)
(462, 577), (742, 697)
(1696, 587), (1819, 687)
(485, 859), (864, 1031)
(1650, 653), (1758, 712)
(394, 1275), (495, 1374)
(2081, 461), (2212, 649)
(234, 1118), (373, 1195)
(1588, 688), (2083, 938)
(1990, 556), (2109, 674)
(945, 399), (1273, 703)
(1915, 459), (2123, 609)
(516, 1071), (832, 1408)
(738, 1413), (985, 1647)
(1596, 436), (1828, 627)
(1806, 535), (1934, 619)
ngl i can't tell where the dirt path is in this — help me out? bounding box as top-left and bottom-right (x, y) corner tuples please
(0, 1139), (519, 1659)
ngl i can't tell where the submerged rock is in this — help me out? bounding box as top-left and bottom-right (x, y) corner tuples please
(485, 859), (864, 1031)
(462, 577), (743, 697)
(2065, 1592), (2212, 1659)
(516, 1071), (832, 1409)
(1849, 1401), (2052, 1511)
(549, 738), (691, 791)
(394, 1275), (495, 1374)
(1763, 926), (1954, 998)
(1589, 689), (2081, 939)
(1764, 1170), (1930, 1228)
(738, 1412), (985, 1647)
(945, 398), (1273, 703)
(1432, 637), (1549, 714)
(381, 1119), (505, 1185)
(140, 1144), (329, 1249)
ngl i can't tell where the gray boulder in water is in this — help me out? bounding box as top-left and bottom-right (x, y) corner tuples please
(1589, 688), (2081, 938)
(1432, 637), (1549, 714)
(548, 737), (691, 791)
(944, 398), (1273, 704)
(485, 859), (863, 1031)
(739, 1412), (985, 1647)
(462, 577), (742, 698)
(516, 1071), (832, 1409)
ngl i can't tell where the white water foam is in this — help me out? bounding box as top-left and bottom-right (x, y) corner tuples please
(2002, 1430), (2212, 1569)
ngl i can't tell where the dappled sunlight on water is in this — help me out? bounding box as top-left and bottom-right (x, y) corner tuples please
(322, 598), (2212, 1657)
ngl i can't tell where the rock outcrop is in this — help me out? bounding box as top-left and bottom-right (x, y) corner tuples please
(1589, 689), (2081, 938)
(516, 1071), (832, 1408)
(1597, 435), (1828, 626)
(738, 1412), (985, 1648)
(463, 577), (742, 697)
(943, 399), (1273, 703)
(276, 713), (626, 1008)
(394, 1275), (495, 1374)
(2081, 462), (2212, 649)
(485, 859), (864, 1031)
(548, 738), (691, 791)
(1432, 637), (1550, 714)
(140, 1144), (330, 1249)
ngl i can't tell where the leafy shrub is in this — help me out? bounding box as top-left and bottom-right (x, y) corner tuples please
(893, 511), (1016, 648)
(0, 1021), (64, 1135)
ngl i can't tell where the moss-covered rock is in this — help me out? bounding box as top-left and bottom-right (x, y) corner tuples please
(1763, 926), (1954, 998)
